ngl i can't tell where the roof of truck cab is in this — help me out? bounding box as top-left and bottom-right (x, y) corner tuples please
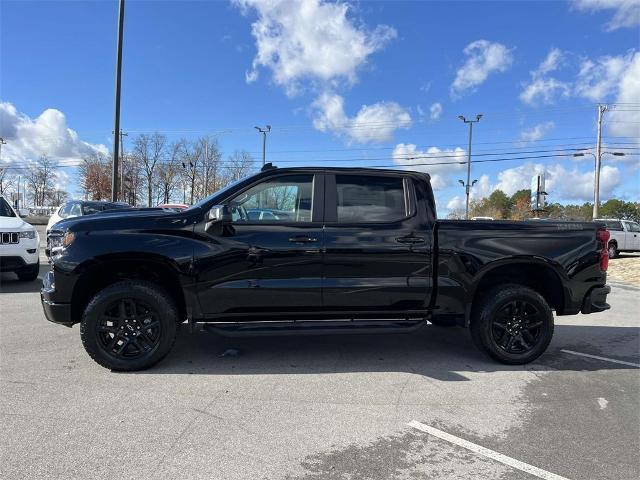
(263, 165), (431, 179)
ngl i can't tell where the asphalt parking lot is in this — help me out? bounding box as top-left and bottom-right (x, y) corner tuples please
(1, 231), (639, 480)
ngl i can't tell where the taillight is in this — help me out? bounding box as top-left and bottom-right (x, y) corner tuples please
(597, 228), (610, 272)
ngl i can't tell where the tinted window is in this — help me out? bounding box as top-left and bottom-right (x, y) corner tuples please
(335, 175), (407, 223)
(0, 197), (16, 217)
(82, 203), (103, 215)
(603, 220), (623, 231)
(229, 175), (314, 223)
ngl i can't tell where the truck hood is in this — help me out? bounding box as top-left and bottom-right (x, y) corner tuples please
(50, 207), (200, 233)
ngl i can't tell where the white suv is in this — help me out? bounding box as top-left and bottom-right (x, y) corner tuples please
(0, 195), (40, 281)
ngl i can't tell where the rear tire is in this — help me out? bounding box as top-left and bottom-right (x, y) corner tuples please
(80, 280), (178, 371)
(608, 243), (618, 259)
(470, 284), (554, 365)
(17, 260), (39, 281)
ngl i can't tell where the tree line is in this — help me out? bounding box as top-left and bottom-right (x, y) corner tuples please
(447, 189), (640, 222)
(79, 133), (255, 206)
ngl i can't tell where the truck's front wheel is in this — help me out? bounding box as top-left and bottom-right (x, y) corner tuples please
(470, 285), (553, 365)
(80, 281), (178, 371)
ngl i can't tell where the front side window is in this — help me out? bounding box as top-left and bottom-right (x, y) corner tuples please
(335, 175), (408, 223)
(626, 222), (640, 233)
(69, 203), (82, 217)
(228, 174), (314, 223)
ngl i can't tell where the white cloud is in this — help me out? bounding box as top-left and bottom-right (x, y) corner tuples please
(312, 93), (411, 144)
(451, 40), (513, 98)
(608, 52), (640, 136)
(429, 102), (443, 120)
(0, 102), (107, 164)
(234, 0), (396, 96)
(519, 121), (555, 142)
(574, 51), (635, 100)
(520, 48), (571, 105)
(392, 143), (465, 189)
(572, 0), (640, 31)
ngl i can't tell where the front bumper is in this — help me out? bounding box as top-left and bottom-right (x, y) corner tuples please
(41, 270), (73, 327)
(0, 238), (39, 272)
(581, 285), (611, 314)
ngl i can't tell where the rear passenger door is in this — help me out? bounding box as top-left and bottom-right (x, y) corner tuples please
(321, 173), (432, 315)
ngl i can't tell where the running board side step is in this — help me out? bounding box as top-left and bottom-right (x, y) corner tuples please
(202, 319), (427, 337)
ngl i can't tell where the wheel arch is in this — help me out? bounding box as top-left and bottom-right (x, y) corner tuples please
(466, 259), (567, 326)
(70, 253), (188, 325)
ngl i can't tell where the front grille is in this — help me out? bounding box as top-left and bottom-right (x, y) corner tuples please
(1, 232), (19, 244)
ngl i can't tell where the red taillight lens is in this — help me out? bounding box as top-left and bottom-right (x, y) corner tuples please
(600, 250), (609, 271)
(597, 228), (610, 272)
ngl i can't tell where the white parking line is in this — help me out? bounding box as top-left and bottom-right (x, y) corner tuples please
(560, 349), (640, 368)
(408, 421), (571, 480)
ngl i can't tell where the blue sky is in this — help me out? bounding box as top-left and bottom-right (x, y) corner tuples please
(1, 0), (638, 214)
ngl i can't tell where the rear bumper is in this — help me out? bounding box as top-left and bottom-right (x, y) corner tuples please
(41, 270), (73, 327)
(581, 285), (611, 314)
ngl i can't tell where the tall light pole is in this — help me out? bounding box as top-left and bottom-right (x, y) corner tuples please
(255, 125), (271, 167)
(458, 114), (482, 219)
(593, 104), (608, 219)
(573, 149), (626, 218)
(111, 0), (126, 201)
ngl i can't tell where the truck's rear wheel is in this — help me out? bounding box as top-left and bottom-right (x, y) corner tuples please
(80, 281), (177, 371)
(608, 242), (618, 259)
(470, 284), (553, 365)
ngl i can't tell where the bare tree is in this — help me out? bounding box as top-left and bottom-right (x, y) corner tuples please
(155, 140), (184, 204)
(0, 166), (15, 195)
(133, 133), (166, 207)
(26, 155), (56, 205)
(225, 150), (255, 183)
(199, 136), (223, 198)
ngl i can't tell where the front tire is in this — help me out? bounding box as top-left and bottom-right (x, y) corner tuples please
(80, 281), (178, 371)
(470, 284), (554, 365)
(17, 260), (39, 281)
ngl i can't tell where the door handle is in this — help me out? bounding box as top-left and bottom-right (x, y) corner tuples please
(289, 235), (318, 243)
(396, 236), (425, 244)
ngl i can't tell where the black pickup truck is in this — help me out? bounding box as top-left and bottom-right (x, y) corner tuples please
(41, 166), (611, 371)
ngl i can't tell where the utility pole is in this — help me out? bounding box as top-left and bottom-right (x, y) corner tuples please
(111, 0), (126, 201)
(112, 129), (128, 199)
(593, 104), (607, 219)
(254, 125), (271, 167)
(203, 138), (209, 197)
(458, 114), (482, 219)
(17, 176), (21, 209)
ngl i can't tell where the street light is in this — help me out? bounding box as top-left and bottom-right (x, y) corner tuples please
(458, 114), (482, 219)
(573, 150), (626, 217)
(255, 125), (271, 167)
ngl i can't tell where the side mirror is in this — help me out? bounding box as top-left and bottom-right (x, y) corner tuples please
(208, 205), (232, 223)
(206, 204), (232, 233)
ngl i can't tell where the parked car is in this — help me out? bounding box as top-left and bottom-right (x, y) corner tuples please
(594, 218), (640, 258)
(41, 166), (611, 371)
(46, 200), (131, 234)
(0, 194), (40, 281)
(157, 203), (189, 211)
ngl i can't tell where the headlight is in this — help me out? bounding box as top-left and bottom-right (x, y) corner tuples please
(19, 230), (36, 239)
(62, 231), (75, 248)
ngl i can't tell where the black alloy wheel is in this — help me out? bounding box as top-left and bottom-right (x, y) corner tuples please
(80, 280), (178, 371)
(490, 299), (544, 354)
(96, 298), (162, 360)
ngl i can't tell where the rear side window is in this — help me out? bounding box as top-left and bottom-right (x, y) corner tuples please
(335, 175), (408, 223)
(604, 220), (623, 231)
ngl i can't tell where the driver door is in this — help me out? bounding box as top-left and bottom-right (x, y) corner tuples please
(195, 173), (324, 318)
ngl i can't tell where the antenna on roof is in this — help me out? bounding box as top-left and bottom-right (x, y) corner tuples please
(261, 162), (277, 172)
